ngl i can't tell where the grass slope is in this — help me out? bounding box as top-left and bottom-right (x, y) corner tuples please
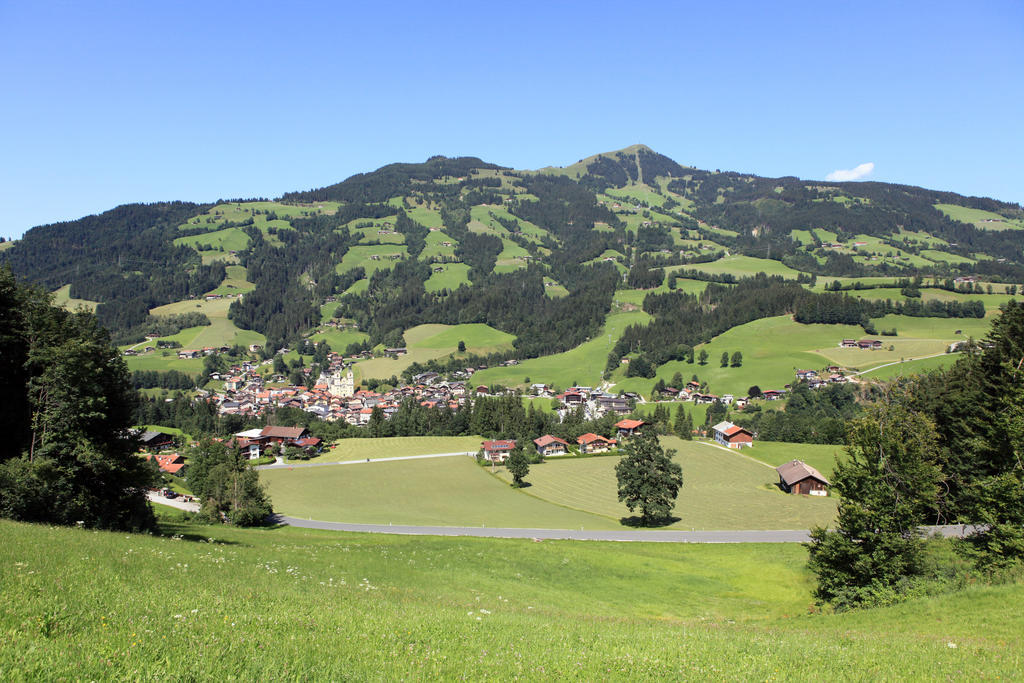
(493, 437), (836, 530)
(3, 518), (1020, 678)
(312, 435), (486, 463)
(51, 284), (99, 312)
(354, 323), (514, 379)
(262, 456), (614, 528)
(472, 309), (651, 389)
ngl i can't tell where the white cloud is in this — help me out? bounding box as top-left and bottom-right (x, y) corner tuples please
(826, 162), (875, 182)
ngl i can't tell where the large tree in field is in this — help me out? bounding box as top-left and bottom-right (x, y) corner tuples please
(188, 440), (272, 526)
(614, 431), (683, 526)
(806, 397), (943, 609)
(0, 266), (156, 530)
(505, 443), (530, 488)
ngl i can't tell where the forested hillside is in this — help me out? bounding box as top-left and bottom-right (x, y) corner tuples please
(4, 145), (1022, 366)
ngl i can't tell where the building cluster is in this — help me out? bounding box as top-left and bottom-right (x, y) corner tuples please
(205, 361), (472, 425)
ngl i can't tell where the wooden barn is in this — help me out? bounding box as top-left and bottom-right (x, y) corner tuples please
(775, 460), (830, 496)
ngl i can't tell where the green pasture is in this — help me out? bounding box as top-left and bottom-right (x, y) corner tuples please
(124, 352), (205, 374)
(543, 278), (569, 298)
(425, 263), (471, 292)
(353, 225), (405, 245)
(336, 245), (408, 274)
(262, 456), (613, 528)
(613, 316), (863, 398)
(173, 226), (250, 253)
(859, 352), (961, 380)
(935, 203), (1024, 230)
(10, 519), (1022, 679)
(790, 229), (816, 245)
(354, 323), (514, 379)
(471, 310), (651, 390)
(0, 240), (14, 252)
(739, 440), (844, 478)
(420, 230), (458, 259)
(920, 249), (976, 265)
(685, 255), (804, 279)
(308, 327), (370, 353)
(51, 284), (99, 312)
(319, 302), (339, 322)
(344, 278), (369, 295)
(488, 437), (835, 530)
(406, 205), (444, 228)
(605, 183), (669, 208)
(307, 436), (488, 463)
(147, 296), (266, 350)
(204, 265), (255, 296)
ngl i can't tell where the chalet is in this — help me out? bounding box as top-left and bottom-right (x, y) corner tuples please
(259, 425), (310, 444)
(775, 459), (830, 496)
(615, 419), (645, 438)
(762, 389), (784, 401)
(481, 439), (516, 463)
(692, 393), (718, 404)
(138, 430), (174, 449)
(857, 339), (883, 350)
(840, 339), (858, 348)
(146, 452), (186, 475)
(596, 396), (631, 415)
(178, 349), (200, 359)
(533, 435), (570, 457)
(249, 344), (263, 353)
(385, 348), (408, 356)
(712, 421), (754, 448)
(561, 390), (586, 406)
(577, 433), (616, 454)
(795, 369), (818, 381)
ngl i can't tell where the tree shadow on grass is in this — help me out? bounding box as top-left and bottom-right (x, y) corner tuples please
(619, 515), (681, 528)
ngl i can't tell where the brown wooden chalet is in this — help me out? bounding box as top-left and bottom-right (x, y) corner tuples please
(775, 460), (830, 496)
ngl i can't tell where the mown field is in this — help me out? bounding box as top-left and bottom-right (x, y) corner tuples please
(612, 316), (864, 397)
(471, 309), (651, 390)
(2, 516), (1021, 679)
(353, 323), (514, 379)
(51, 284), (99, 312)
(263, 437), (837, 531)
(681, 255), (804, 279)
(310, 435), (485, 463)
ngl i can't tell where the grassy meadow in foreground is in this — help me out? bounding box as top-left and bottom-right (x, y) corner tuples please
(1, 517), (1021, 679)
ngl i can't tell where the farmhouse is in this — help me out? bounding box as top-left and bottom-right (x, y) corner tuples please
(533, 435), (569, 457)
(260, 425), (310, 444)
(577, 433), (616, 454)
(712, 421), (754, 448)
(138, 429), (174, 449)
(857, 339), (883, 350)
(615, 419), (645, 438)
(775, 459), (830, 495)
(481, 439), (516, 463)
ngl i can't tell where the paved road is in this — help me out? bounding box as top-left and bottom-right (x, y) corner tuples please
(271, 516), (980, 543)
(854, 351), (949, 376)
(255, 451), (476, 470)
(147, 492), (200, 512)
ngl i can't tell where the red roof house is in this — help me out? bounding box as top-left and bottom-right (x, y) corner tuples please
(533, 435), (569, 457)
(481, 439), (517, 463)
(577, 433), (616, 454)
(614, 419), (645, 438)
(711, 421), (754, 448)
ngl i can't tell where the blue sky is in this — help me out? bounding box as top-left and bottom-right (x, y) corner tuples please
(1, 1), (1021, 239)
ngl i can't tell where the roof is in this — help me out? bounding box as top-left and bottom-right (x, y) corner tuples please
(260, 425), (308, 440)
(482, 439), (516, 450)
(139, 430), (170, 443)
(533, 435), (569, 448)
(615, 419), (645, 429)
(577, 433), (615, 445)
(775, 460), (830, 486)
(235, 428), (265, 439)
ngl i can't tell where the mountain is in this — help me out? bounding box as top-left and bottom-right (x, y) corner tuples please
(3, 146), (1023, 382)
